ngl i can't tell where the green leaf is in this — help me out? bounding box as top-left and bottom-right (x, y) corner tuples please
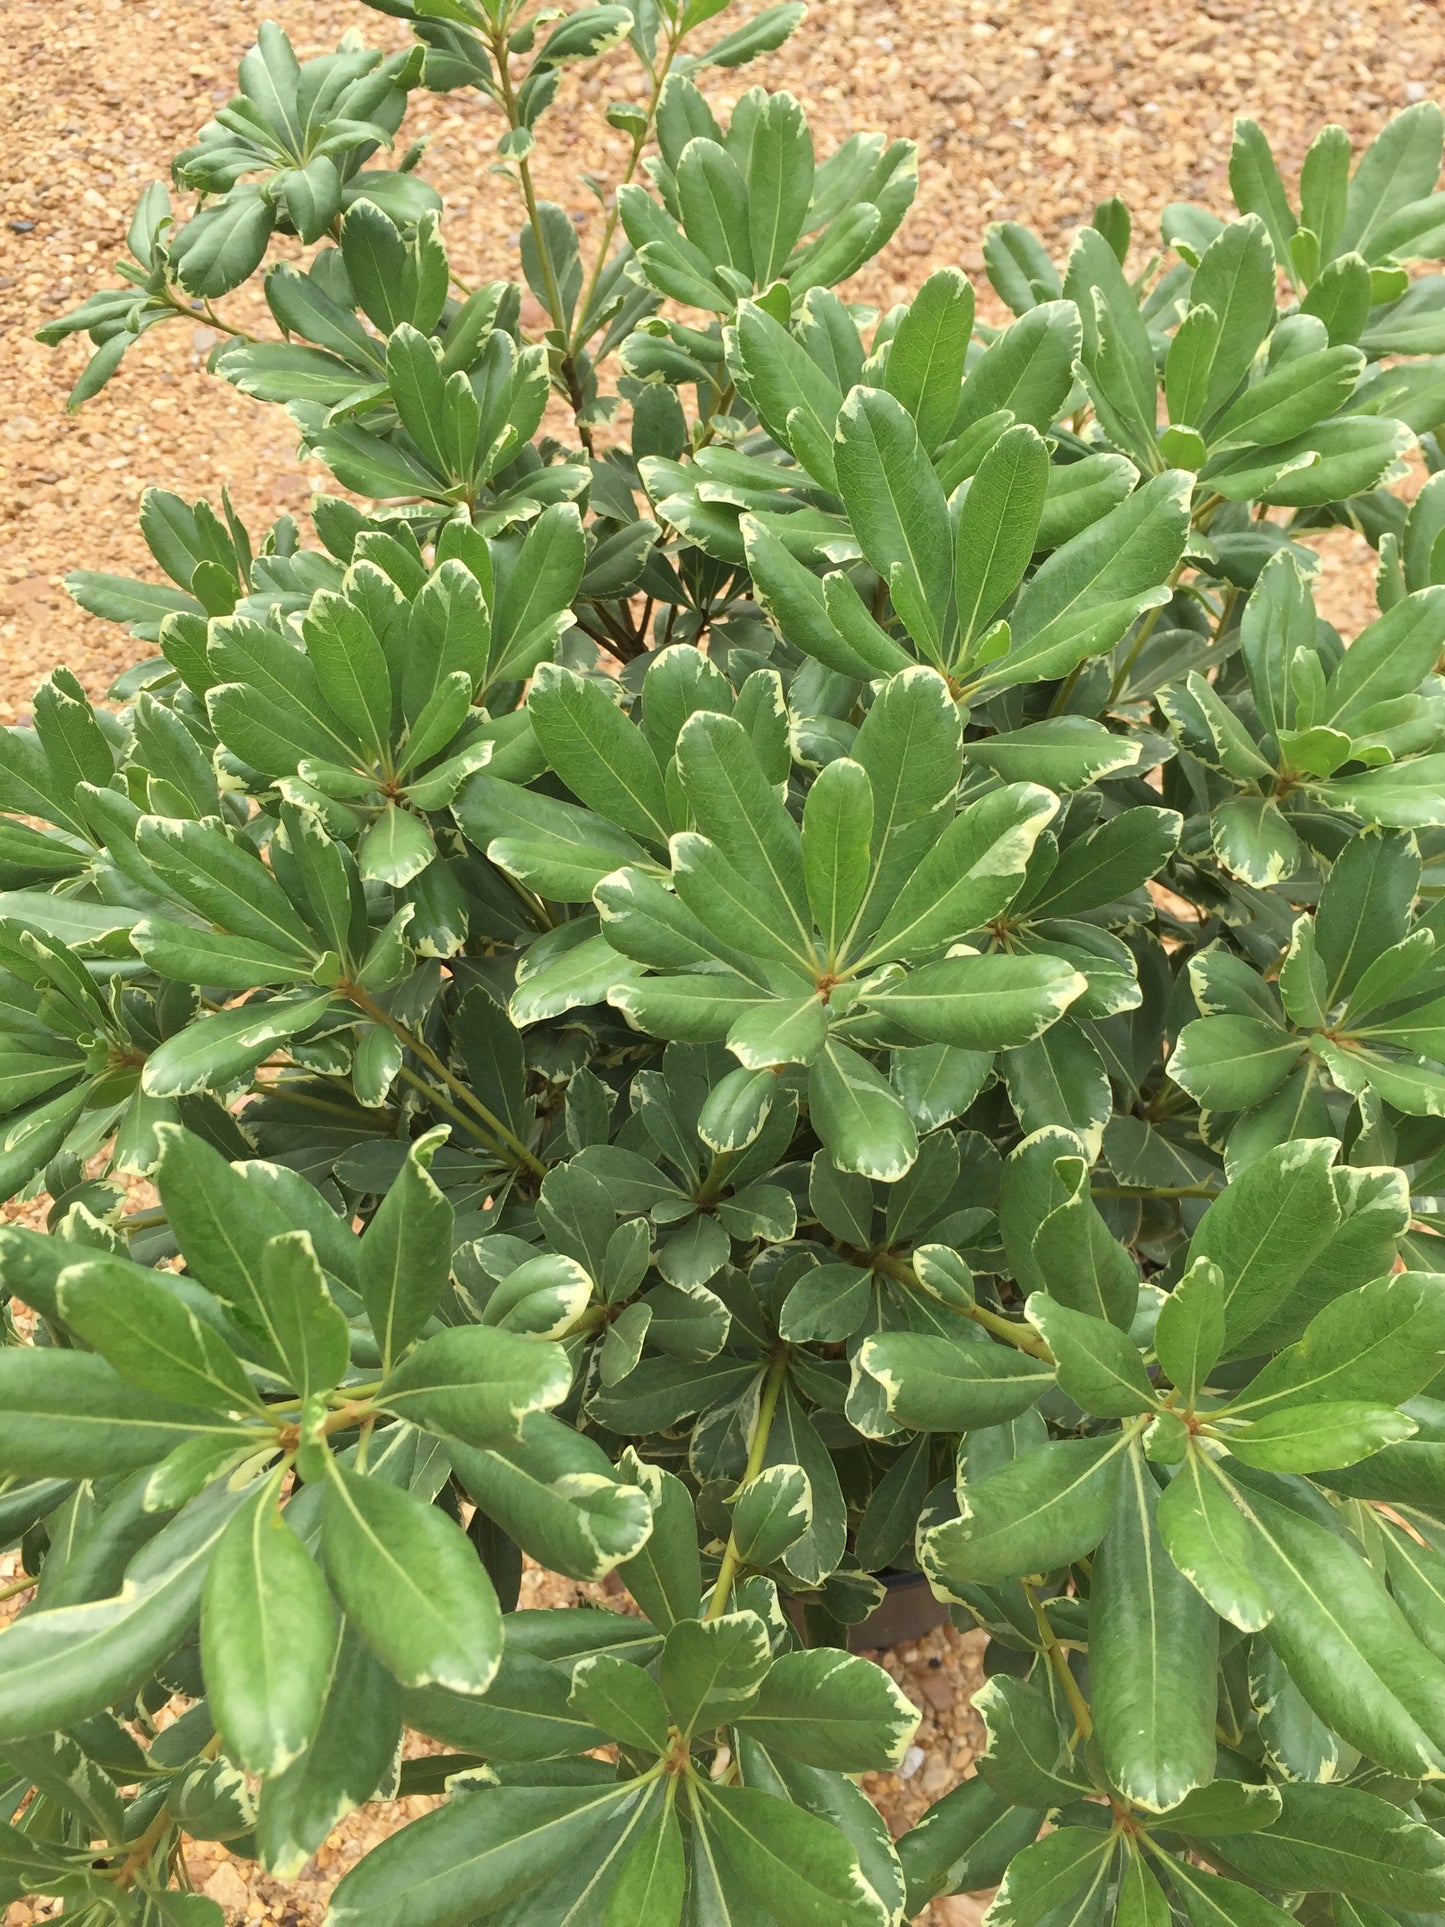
(859, 782), (1058, 966)
(955, 299), (1080, 437)
(953, 423), (1050, 653)
(922, 1432), (1130, 1588)
(611, 969), (774, 1044)
(855, 1330), (1053, 1431)
(1340, 100), (1445, 259)
(1167, 1015), (1303, 1115)
(616, 1452), (703, 1631)
(1209, 345), (1364, 449)
(1155, 1780), (1282, 1839)
(1224, 1400), (1416, 1472)
(358, 1127), (454, 1371)
(677, 138), (754, 282)
(746, 91), (814, 285)
(1001, 1019), (1111, 1160)
(834, 386), (953, 662)
(1229, 119), (1297, 265)
(1234, 1469), (1445, 1774)
(865, 952), (1085, 1050)
(808, 1039), (919, 1181)
(1217, 1781), (1445, 1909)
(731, 304), (843, 488)
(729, 1461), (812, 1567)
(376, 1325), (573, 1449)
(882, 266), (974, 454)
(1323, 586), (1445, 728)
(258, 1230), (352, 1399)
(983, 470), (1191, 688)
(0, 1483), (248, 1742)
(171, 188), (275, 298)
(896, 1774), (1044, 1916)
(725, 991), (828, 1072)
(660, 1612), (771, 1735)
(1188, 215), (1278, 417)
(359, 804), (435, 888)
(326, 1781), (648, 1927)
(142, 990), (337, 1100)
(1233, 1270), (1445, 1417)
(674, 710), (813, 958)
(802, 758), (873, 964)
(449, 1418), (652, 1582)
(602, 1798), (684, 1927)
(961, 716), (1142, 792)
(256, 1624), (403, 1877)
(1000, 1127), (1139, 1327)
(568, 1651), (671, 1755)
(1156, 1450), (1273, 1632)
(55, 1258), (262, 1416)
(737, 1647), (918, 1771)
(1089, 1448), (1219, 1811)
(302, 589), (392, 756)
(1211, 795), (1301, 887)
(1184, 1137), (1341, 1355)
(1168, 1859), (1301, 1927)
(1024, 1295), (1156, 1417)
(136, 814), (316, 958)
(983, 1827), (1114, 1927)
(690, 1780), (892, 1927)
(0, 1348), (236, 1479)
(321, 1462), (502, 1695)
(973, 1673), (1090, 1807)
(1115, 1855), (1171, 1927)
(1027, 806), (1183, 918)
(201, 1477), (336, 1777)
(1318, 754), (1445, 831)
(131, 918), (310, 991)
(1154, 1259), (1226, 1405)
(529, 664), (670, 846)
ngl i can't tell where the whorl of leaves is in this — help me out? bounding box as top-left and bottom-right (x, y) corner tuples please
(8, 7), (1445, 1924)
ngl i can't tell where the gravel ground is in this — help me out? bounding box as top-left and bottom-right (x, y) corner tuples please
(4, 1), (1445, 1920)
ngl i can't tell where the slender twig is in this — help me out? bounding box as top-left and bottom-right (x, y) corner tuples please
(394, 1061), (512, 1160)
(347, 983), (547, 1177)
(705, 1354), (789, 1621)
(870, 1252), (1054, 1362)
(569, 22), (684, 358)
(1023, 1578), (1094, 1742)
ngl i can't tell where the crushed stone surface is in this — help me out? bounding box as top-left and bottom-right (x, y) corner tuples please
(4, 1), (1444, 1919)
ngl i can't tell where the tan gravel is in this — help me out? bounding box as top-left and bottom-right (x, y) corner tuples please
(4, 1), (1445, 1920)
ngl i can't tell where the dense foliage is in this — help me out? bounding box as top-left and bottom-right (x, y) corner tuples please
(8, 3), (1445, 1920)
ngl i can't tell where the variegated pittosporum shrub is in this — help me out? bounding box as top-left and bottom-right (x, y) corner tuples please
(8, 6), (1445, 1921)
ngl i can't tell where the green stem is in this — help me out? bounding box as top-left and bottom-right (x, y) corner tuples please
(692, 379), (738, 449)
(348, 985), (547, 1178)
(1047, 661), (1085, 717)
(705, 1354), (789, 1621)
(694, 1147), (736, 1210)
(494, 100), (566, 325)
(568, 23), (683, 358)
(488, 29), (589, 440)
(167, 288), (251, 342)
(1023, 1578), (1093, 1742)
(1106, 561), (1184, 705)
(966, 1298), (1055, 1361)
(872, 1253), (1054, 1362)
(395, 1061), (513, 1160)
(0, 1571), (35, 1604)
(1091, 1184), (1220, 1200)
